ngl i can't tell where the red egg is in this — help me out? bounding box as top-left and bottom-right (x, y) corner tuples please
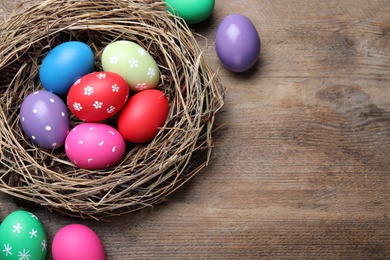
(118, 89), (169, 143)
(67, 71), (129, 122)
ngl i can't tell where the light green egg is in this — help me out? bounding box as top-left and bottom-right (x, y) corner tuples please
(0, 210), (47, 260)
(101, 40), (160, 92)
(165, 0), (215, 24)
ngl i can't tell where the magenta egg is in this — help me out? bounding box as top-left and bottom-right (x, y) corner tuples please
(215, 14), (261, 72)
(52, 224), (105, 260)
(20, 90), (70, 149)
(65, 123), (126, 170)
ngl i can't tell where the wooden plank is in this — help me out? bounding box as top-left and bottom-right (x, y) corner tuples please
(1, 0), (390, 259)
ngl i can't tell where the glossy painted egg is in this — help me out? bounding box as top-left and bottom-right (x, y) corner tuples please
(52, 224), (105, 260)
(165, 0), (215, 24)
(215, 14), (261, 72)
(39, 41), (94, 95)
(67, 72), (129, 122)
(118, 89), (169, 143)
(65, 123), (126, 170)
(101, 40), (160, 92)
(20, 90), (70, 149)
(0, 210), (47, 260)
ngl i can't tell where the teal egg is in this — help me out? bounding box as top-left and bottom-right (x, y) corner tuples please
(165, 0), (215, 24)
(0, 210), (47, 260)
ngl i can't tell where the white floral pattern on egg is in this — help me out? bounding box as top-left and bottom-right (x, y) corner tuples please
(0, 210), (47, 260)
(65, 123), (126, 170)
(101, 40), (160, 92)
(67, 71), (129, 122)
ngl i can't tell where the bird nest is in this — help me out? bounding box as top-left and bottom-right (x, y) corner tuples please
(0, 0), (224, 220)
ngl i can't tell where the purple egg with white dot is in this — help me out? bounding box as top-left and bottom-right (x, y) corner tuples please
(20, 90), (70, 149)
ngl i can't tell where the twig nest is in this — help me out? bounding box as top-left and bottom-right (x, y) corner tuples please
(0, 0), (224, 220)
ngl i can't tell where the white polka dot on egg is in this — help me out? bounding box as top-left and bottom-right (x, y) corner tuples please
(20, 90), (70, 150)
(65, 123), (126, 170)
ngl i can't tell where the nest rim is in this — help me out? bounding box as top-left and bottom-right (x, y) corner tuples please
(0, 0), (224, 220)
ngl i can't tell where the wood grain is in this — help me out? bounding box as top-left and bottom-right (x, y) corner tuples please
(1, 0), (390, 259)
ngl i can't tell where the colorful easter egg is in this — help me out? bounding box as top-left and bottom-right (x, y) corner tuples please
(0, 210), (47, 260)
(101, 40), (160, 92)
(52, 224), (105, 260)
(118, 89), (169, 143)
(39, 41), (94, 95)
(67, 72), (129, 122)
(165, 0), (215, 24)
(20, 90), (70, 149)
(65, 123), (126, 170)
(215, 14), (261, 72)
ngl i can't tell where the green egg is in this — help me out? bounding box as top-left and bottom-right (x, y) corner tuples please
(0, 210), (47, 260)
(101, 40), (160, 92)
(165, 0), (215, 24)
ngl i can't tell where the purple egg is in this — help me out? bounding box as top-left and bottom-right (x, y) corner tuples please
(20, 90), (70, 149)
(215, 14), (261, 72)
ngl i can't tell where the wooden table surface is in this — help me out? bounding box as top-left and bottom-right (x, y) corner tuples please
(1, 0), (390, 259)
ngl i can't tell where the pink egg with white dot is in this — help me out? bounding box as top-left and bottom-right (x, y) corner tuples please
(20, 90), (70, 149)
(65, 122), (126, 170)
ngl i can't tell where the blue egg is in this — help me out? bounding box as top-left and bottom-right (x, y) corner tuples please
(39, 41), (94, 95)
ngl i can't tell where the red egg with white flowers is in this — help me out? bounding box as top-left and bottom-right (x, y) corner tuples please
(67, 71), (129, 122)
(118, 89), (169, 143)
